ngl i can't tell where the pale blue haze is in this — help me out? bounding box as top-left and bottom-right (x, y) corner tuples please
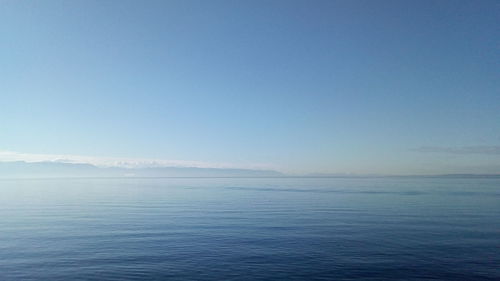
(1, 0), (499, 174)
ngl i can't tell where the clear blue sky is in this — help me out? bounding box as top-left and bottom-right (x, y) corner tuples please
(1, 0), (499, 174)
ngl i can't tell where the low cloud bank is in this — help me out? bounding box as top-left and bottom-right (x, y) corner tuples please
(0, 150), (276, 170)
(413, 146), (500, 155)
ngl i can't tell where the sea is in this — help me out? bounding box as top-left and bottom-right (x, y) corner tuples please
(0, 177), (499, 280)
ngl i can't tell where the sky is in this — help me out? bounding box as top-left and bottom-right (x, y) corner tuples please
(1, 0), (499, 175)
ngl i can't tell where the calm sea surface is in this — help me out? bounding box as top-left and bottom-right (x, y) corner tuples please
(0, 177), (499, 280)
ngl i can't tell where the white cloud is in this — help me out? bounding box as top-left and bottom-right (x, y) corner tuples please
(0, 150), (276, 171)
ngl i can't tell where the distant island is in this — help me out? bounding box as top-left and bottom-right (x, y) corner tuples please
(0, 161), (283, 178)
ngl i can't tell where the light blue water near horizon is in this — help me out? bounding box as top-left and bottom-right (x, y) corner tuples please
(0, 177), (499, 280)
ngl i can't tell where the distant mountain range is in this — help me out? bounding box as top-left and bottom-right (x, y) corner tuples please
(0, 161), (283, 178)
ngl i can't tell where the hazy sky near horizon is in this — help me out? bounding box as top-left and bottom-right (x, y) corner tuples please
(1, 0), (499, 174)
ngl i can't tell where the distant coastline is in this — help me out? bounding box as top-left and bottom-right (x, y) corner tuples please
(0, 161), (498, 179)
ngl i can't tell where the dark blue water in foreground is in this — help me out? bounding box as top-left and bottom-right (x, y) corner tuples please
(0, 177), (499, 280)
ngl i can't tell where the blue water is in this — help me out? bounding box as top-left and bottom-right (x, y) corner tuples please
(0, 177), (499, 280)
